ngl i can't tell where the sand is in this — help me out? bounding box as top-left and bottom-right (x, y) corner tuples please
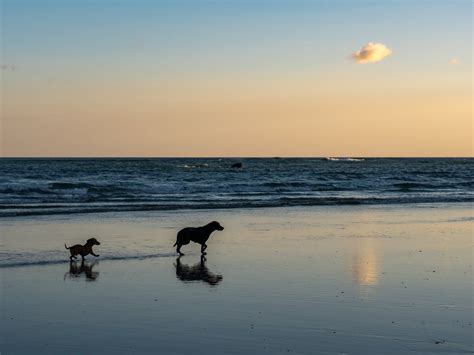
(1, 204), (473, 354)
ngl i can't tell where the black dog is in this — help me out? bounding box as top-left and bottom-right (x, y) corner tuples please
(173, 221), (224, 255)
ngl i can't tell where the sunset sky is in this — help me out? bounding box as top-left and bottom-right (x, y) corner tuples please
(1, 0), (472, 157)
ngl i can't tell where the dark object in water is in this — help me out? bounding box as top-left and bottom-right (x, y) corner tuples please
(231, 162), (243, 168)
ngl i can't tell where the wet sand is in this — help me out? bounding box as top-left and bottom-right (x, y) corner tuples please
(1, 204), (473, 354)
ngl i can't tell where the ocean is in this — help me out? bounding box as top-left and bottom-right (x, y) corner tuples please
(0, 158), (472, 217)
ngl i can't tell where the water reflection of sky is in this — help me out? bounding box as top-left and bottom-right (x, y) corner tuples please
(345, 211), (381, 292)
(351, 239), (379, 287)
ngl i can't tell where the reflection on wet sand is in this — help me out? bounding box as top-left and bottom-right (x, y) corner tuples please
(64, 261), (99, 281)
(174, 256), (223, 286)
(351, 239), (379, 286)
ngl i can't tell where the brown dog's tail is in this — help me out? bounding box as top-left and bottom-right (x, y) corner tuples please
(64, 243), (70, 249)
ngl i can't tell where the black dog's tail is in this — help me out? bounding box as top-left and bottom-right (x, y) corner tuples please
(65, 243), (70, 249)
(173, 241), (177, 247)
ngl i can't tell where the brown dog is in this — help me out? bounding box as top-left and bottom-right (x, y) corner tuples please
(173, 221), (224, 256)
(65, 238), (101, 261)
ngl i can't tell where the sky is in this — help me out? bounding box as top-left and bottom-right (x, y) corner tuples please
(1, 0), (472, 157)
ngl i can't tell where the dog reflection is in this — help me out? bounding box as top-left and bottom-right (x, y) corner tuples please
(64, 261), (99, 281)
(174, 256), (223, 286)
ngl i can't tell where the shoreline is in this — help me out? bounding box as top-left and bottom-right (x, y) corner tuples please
(1, 200), (472, 220)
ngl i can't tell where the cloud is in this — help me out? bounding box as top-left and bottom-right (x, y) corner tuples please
(1, 64), (17, 71)
(352, 43), (392, 64)
(449, 58), (459, 65)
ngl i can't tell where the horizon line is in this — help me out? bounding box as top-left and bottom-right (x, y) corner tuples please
(0, 156), (472, 159)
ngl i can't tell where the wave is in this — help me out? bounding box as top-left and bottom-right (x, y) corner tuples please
(392, 182), (442, 191)
(0, 252), (177, 268)
(182, 163), (210, 169)
(324, 157), (365, 162)
(50, 182), (93, 190)
(1, 187), (54, 195)
(1, 195), (472, 217)
(262, 182), (345, 191)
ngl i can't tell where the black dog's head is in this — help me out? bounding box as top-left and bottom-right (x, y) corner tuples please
(210, 221), (224, 231)
(86, 237), (101, 246)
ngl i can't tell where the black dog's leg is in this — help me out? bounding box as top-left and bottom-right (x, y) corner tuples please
(69, 255), (74, 262)
(201, 244), (207, 255)
(177, 244), (184, 256)
(91, 252), (100, 257)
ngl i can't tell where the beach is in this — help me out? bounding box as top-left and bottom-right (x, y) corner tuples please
(2, 0), (472, 353)
(1, 203), (472, 354)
